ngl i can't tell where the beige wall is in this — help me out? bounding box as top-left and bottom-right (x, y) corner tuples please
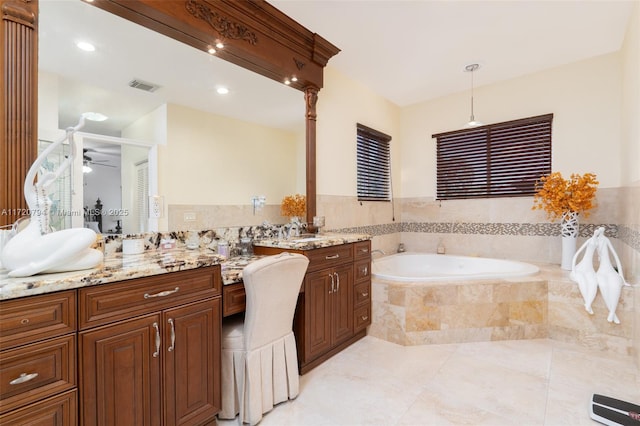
(402, 52), (623, 196)
(160, 103), (300, 206)
(316, 67), (401, 199)
(621, 2), (640, 187)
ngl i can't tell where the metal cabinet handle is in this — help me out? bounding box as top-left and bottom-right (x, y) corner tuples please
(325, 254), (340, 260)
(363, 266), (368, 276)
(334, 272), (340, 292)
(360, 248), (369, 253)
(361, 315), (369, 321)
(144, 287), (179, 299)
(152, 322), (161, 358)
(361, 292), (369, 297)
(329, 273), (335, 294)
(167, 318), (175, 352)
(9, 372), (38, 385)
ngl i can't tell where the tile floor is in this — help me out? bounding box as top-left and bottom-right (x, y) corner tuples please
(217, 336), (639, 426)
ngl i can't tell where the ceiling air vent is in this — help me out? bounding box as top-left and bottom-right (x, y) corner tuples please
(128, 79), (161, 92)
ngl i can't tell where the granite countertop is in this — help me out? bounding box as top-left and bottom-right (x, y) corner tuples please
(0, 233), (371, 301)
(0, 247), (226, 301)
(253, 233), (370, 250)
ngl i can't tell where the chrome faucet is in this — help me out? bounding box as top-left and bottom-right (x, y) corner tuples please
(371, 249), (386, 257)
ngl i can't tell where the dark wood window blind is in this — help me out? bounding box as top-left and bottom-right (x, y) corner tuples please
(433, 114), (553, 200)
(357, 123), (392, 201)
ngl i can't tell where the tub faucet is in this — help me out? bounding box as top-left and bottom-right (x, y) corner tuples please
(371, 249), (386, 257)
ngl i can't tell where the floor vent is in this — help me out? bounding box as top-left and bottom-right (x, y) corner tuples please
(128, 79), (161, 92)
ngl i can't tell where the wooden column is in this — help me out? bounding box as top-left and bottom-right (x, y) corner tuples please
(0, 0), (38, 227)
(304, 86), (318, 225)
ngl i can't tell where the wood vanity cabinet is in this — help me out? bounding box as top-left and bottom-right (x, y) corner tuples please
(254, 240), (371, 374)
(0, 290), (78, 425)
(223, 281), (246, 317)
(78, 266), (222, 426)
(353, 241), (372, 333)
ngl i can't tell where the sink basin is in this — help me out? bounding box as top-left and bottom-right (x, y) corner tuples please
(291, 237), (322, 243)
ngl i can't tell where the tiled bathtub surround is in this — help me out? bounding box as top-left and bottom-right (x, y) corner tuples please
(370, 275), (549, 347)
(370, 266), (635, 356)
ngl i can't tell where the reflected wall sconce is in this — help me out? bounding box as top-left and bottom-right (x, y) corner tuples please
(251, 195), (266, 215)
(464, 63), (483, 128)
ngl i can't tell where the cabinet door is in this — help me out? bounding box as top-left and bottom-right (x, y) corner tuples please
(0, 389), (77, 426)
(332, 264), (354, 345)
(164, 299), (221, 426)
(80, 314), (162, 426)
(304, 270), (333, 361)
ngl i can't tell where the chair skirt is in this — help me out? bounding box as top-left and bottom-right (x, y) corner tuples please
(220, 331), (299, 424)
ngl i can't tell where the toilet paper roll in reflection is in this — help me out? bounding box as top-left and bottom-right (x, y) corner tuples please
(122, 238), (145, 255)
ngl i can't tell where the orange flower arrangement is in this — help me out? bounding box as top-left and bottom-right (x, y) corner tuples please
(532, 172), (599, 220)
(281, 194), (306, 218)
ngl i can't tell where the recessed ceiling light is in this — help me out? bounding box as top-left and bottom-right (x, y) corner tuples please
(291, 76), (298, 82)
(76, 41), (95, 52)
(216, 87), (229, 95)
(82, 112), (108, 121)
(215, 42), (224, 49)
(208, 47), (216, 54)
(284, 79), (291, 85)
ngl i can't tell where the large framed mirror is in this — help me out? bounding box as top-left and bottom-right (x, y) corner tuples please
(38, 0), (306, 234)
(0, 0), (339, 229)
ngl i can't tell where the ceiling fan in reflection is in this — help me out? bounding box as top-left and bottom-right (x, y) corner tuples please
(83, 149), (116, 173)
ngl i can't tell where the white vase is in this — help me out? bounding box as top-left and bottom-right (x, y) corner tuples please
(560, 211), (579, 270)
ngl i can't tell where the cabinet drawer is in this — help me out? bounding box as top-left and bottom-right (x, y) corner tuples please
(305, 244), (353, 272)
(354, 281), (371, 307)
(0, 291), (76, 351)
(0, 389), (77, 425)
(0, 335), (76, 414)
(79, 266), (221, 329)
(223, 282), (246, 317)
(354, 240), (371, 260)
(354, 259), (371, 281)
(354, 305), (371, 333)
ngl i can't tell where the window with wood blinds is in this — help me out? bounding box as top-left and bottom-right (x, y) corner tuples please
(357, 123), (392, 201)
(432, 114), (553, 200)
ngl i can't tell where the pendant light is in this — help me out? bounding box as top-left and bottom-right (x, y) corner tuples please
(464, 63), (483, 128)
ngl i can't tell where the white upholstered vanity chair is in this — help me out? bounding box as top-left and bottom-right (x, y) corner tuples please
(219, 252), (309, 424)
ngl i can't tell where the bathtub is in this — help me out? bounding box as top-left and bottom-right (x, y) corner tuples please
(372, 252), (539, 282)
(369, 252), (546, 346)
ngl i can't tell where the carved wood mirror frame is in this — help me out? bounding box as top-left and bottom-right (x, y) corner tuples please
(0, 0), (339, 227)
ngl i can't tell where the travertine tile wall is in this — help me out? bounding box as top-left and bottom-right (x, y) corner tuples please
(370, 277), (548, 346)
(318, 189), (638, 281)
(169, 204), (288, 230)
(370, 267), (635, 356)
(548, 273), (635, 356)
(619, 184), (640, 366)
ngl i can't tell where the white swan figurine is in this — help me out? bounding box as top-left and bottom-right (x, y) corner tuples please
(595, 228), (627, 324)
(570, 227), (602, 314)
(1, 118), (103, 277)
